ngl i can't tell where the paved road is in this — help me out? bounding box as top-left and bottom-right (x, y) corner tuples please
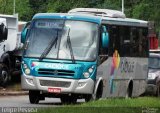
(0, 95), (85, 107)
(0, 95), (61, 107)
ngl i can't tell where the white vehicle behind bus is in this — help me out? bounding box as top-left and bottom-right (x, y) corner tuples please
(0, 14), (24, 86)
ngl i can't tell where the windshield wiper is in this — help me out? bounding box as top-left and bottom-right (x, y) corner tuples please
(39, 30), (59, 61)
(57, 20), (66, 59)
(66, 28), (75, 63)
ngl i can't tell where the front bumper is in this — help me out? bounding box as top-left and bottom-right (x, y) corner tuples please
(146, 79), (157, 94)
(21, 74), (94, 94)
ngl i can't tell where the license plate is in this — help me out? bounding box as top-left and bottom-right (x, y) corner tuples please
(48, 88), (61, 93)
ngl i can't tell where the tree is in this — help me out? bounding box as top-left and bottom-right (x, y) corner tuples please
(16, 0), (31, 21)
(0, 0), (31, 21)
(0, 0), (160, 32)
(47, 0), (90, 13)
(0, 0), (13, 14)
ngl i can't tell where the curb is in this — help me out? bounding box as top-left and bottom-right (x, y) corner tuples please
(0, 91), (28, 96)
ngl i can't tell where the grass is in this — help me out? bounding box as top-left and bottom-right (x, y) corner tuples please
(7, 83), (22, 91)
(0, 83), (22, 91)
(79, 97), (160, 107)
(38, 107), (142, 113)
(38, 97), (160, 113)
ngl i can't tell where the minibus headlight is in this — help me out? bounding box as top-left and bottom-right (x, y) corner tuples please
(83, 65), (95, 78)
(83, 72), (90, 78)
(88, 68), (94, 73)
(25, 68), (31, 75)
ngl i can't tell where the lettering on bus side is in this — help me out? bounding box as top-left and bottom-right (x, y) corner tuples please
(120, 59), (135, 73)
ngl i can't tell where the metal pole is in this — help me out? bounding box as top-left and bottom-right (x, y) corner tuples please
(122, 0), (124, 13)
(13, 0), (15, 14)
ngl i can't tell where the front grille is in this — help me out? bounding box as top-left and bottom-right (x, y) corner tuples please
(38, 69), (75, 76)
(40, 80), (71, 88)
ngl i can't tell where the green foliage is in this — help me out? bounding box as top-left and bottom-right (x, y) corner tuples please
(131, 0), (160, 31)
(80, 97), (160, 107)
(0, 0), (31, 21)
(47, 0), (91, 13)
(0, 0), (160, 31)
(38, 97), (160, 113)
(0, 0), (13, 14)
(39, 107), (143, 113)
(16, 0), (30, 21)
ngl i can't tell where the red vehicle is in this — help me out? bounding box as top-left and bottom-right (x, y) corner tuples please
(149, 34), (158, 49)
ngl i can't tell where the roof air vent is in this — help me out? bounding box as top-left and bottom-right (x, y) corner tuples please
(68, 8), (126, 18)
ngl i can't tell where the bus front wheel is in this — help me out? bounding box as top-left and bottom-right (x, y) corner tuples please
(95, 81), (103, 100)
(84, 94), (93, 102)
(29, 90), (40, 104)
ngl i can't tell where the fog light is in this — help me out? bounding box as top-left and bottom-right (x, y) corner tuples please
(25, 68), (30, 75)
(88, 68), (93, 73)
(78, 82), (86, 87)
(26, 78), (34, 85)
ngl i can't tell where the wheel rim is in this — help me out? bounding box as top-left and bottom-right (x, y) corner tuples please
(1, 70), (8, 82)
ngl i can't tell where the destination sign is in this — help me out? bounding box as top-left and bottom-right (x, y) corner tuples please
(35, 20), (63, 29)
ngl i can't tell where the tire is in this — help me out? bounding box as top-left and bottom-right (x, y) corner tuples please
(84, 94), (93, 102)
(29, 90), (40, 104)
(156, 82), (160, 97)
(0, 64), (10, 87)
(126, 82), (133, 98)
(95, 82), (103, 100)
(60, 95), (77, 104)
(125, 87), (132, 98)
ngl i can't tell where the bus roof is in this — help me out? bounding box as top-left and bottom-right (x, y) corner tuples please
(102, 17), (148, 27)
(33, 12), (148, 27)
(33, 13), (101, 24)
(68, 8), (148, 27)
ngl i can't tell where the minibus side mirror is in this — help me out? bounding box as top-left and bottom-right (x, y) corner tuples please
(101, 26), (109, 48)
(21, 22), (30, 43)
(0, 23), (8, 42)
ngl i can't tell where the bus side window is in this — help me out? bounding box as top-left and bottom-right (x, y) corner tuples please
(129, 27), (148, 57)
(120, 26), (131, 57)
(138, 28), (149, 57)
(130, 27), (139, 57)
(98, 25), (108, 64)
(109, 25), (121, 56)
